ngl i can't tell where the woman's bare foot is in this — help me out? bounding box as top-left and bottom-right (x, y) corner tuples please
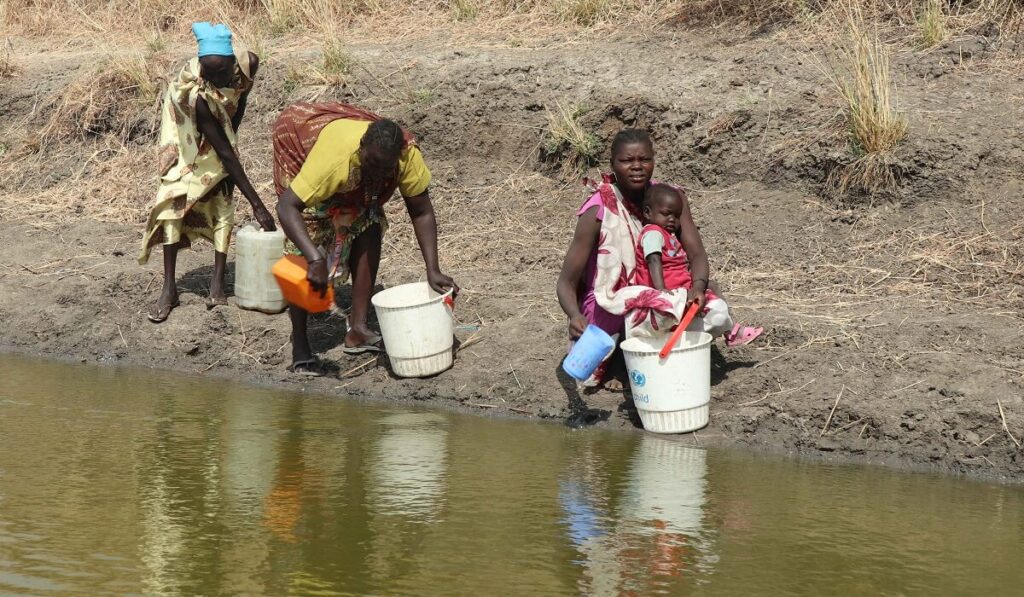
(207, 277), (228, 309)
(147, 287), (179, 323)
(206, 294), (229, 309)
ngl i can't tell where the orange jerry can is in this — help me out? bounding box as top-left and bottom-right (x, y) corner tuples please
(271, 255), (335, 313)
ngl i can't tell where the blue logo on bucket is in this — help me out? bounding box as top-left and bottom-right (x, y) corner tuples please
(629, 370), (646, 387)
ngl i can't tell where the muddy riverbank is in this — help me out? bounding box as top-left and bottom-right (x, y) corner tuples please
(1, 27), (1023, 479)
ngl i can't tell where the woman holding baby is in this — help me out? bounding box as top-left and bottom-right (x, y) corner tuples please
(556, 129), (761, 387)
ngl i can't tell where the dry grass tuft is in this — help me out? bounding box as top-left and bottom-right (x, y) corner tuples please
(0, 136), (154, 224)
(37, 54), (165, 146)
(543, 102), (601, 177)
(0, 51), (167, 224)
(451, 0), (481, 21)
(144, 32), (167, 58)
(2, 1), (1022, 48)
(667, 0), (790, 25)
(223, 12), (271, 63)
(830, 152), (904, 197)
(39, 54), (168, 144)
(556, 0), (615, 25)
(316, 34), (354, 85)
(279, 25), (354, 90)
(283, 65), (305, 96)
(917, 0), (947, 48)
(264, 0), (302, 37)
(0, 40), (19, 79)
(828, 6), (907, 194)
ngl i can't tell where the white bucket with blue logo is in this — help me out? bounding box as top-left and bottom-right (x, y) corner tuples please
(621, 332), (712, 434)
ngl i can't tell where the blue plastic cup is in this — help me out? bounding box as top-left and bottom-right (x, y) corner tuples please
(563, 325), (616, 381)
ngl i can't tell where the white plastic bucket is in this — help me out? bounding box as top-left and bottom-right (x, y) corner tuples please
(621, 332), (712, 433)
(371, 282), (455, 378)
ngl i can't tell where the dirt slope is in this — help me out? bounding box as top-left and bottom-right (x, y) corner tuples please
(1, 28), (1023, 480)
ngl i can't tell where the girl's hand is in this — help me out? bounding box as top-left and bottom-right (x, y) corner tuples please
(686, 286), (707, 311)
(569, 314), (589, 339)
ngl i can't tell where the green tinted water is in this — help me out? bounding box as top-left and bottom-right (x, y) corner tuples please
(1, 354), (1022, 596)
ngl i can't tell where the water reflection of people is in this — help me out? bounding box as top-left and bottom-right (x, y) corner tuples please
(367, 412), (449, 521)
(560, 475), (625, 595)
(262, 406), (313, 545)
(258, 407), (450, 591)
(138, 383), (293, 594)
(137, 383), (233, 594)
(220, 389), (284, 593)
(561, 435), (715, 594)
(244, 399), (374, 593)
(365, 412), (449, 585)
(622, 436), (716, 587)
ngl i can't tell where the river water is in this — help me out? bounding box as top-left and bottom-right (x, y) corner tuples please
(1, 354), (1022, 595)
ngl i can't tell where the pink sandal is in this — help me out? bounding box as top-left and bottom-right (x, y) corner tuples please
(724, 324), (763, 347)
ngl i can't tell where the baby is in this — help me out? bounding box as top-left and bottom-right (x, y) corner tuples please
(634, 184), (761, 346)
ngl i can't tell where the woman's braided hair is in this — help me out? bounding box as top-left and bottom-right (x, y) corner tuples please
(361, 119), (403, 160)
(610, 128), (653, 157)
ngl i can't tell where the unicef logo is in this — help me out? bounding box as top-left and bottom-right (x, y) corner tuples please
(629, 370), (646, 387)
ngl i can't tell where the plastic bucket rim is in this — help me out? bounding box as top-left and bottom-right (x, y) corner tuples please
(621, 331), (713, 356)
(371, 282), (454, 312)
(238, 222), (284, 236)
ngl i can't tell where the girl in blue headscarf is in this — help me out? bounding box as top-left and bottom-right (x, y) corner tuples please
(139, 22), (275, 322)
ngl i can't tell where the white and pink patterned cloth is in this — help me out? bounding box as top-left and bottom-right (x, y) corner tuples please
(571, 175), (733, 386)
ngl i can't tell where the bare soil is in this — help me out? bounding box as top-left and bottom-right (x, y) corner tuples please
(2, 27), (1023, 480)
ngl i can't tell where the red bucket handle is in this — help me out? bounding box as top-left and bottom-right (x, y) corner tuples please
(659, 301), (701, 360)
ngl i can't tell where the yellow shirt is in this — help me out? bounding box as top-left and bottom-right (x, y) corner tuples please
(290, 118), (431, 207)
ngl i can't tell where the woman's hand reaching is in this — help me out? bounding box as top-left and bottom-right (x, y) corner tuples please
(568, 314), (589, 339)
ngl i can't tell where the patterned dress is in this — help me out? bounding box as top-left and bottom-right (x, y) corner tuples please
(579, 175), (692, 338)
(271, 103), (421, 287)
(138, 52), (254, 264)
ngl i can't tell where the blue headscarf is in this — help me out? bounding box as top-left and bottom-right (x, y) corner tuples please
(192, 22), (234, 57)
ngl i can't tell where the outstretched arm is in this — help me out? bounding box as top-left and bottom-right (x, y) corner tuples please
(556, 207), (600, 339)
(404, 191), (458, 296)
(195, 96), (276, 231)
(276, 188), (328, 297)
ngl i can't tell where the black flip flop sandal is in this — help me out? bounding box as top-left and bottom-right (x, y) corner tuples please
(287, 358), (326, 377)
(341, 334), (383, 355)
